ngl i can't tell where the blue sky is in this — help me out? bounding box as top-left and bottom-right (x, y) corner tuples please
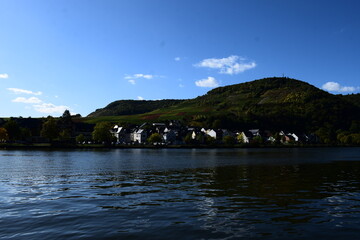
(1, 0), (359, 117)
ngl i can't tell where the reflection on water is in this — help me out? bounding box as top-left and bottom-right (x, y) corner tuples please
(0, 148), (359, 239)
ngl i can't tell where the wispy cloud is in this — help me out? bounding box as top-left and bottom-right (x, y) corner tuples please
(179, 84), (184, 88)
(10, 88), (72, 115)
(174, 57), (181, 61)
(12, 97), (42, 104)
(33, 103), (70, 114)
(128, 79), (136, 85)
(125, 74), (154, 80)
(195, 55), (256, 75)
(7, 88), (42, 95)
(322, 82), (359, 93)
(195, 77), (219, 88)
(0, 73), (9, 79)
(137, 96), (144, 100)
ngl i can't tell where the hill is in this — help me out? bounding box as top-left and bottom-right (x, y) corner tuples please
(341, 93), (360, 108)
(85, 77), (360, 133)
(88, 99), (185, 117)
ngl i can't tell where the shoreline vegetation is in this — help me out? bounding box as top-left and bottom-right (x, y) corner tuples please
(1, 142), (359, 150)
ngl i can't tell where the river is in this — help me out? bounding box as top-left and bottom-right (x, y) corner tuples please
(0, 148), (359, 239)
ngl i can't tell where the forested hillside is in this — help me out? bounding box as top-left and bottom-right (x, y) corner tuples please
(86, 78), (360, 137)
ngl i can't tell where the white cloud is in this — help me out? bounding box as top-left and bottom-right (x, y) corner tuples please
(128, 79), (136, 85)
(33, 103), (70, 114)
(137, 96), (144, 100)
(174, 57), (181, 61)
(195, 77), (219, 88)
(12, 97), (42, 104)
(179, 84), (184, 88)
(125, 74), (154, 80)
(10, 90), (73, 115)
(0, 73), (9, 79)
(7, 88), (42, 95)
(195, 55), (256, 75)
(135, 74), (153, 79)
(322, 82), (358, 93)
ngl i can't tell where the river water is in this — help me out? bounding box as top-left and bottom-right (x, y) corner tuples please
(0, 148), (359, 239)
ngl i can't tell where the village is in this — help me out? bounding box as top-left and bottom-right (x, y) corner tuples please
(0, 115), (318, 146)
(106, 120), (318, 146)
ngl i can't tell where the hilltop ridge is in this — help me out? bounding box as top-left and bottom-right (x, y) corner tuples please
(86, 77), (360, 132)
(88, 99), (185, 117)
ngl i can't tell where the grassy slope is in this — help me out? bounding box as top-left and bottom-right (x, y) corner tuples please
(88, 99), (185, 117)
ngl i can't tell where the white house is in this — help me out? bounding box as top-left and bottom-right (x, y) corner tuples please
(200, 128), (219, 139)
(239, 131), (253, 143)
(111, 125), (131, 143)
(206, 129), (217, 139)
(133, 129), (147, 143)
(280, 131), (299, 142)
(163, 128), (176, 143)
(291, 133), (299, 142)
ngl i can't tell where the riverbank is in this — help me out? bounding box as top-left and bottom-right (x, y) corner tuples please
(0, 142), (358, 150)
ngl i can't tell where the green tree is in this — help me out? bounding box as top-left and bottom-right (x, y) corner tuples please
(3, 119), (21, 141)
(184, 133), (195, 144)
(223, 135), (236, 145)
(237, 133), (245, 143)
(20, 127), (32, 141)
(350, 134), (360, 145)
(316, 126), (335, 144)
(196, 134), (205, 144)
(62, 110), (71, 119)
(205, 135), (216, 144)
(252, 135), (264, 145)
(147, 133), (163, 144)
(0, 128), (9, 142)
(41, 117), (59, 141)
(92, 122), (112, 144)
(76, 134), (85, 143)
(59, 130), (71, 141)
(350, 120), (360, 133)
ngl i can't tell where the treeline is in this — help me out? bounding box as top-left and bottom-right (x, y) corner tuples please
(0, 110), (94, 144)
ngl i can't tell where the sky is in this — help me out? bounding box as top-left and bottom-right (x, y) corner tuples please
(1, 0), (360, 117)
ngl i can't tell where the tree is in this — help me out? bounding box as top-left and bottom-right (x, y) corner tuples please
(59, 130), (71, 141)
(350, 120), (360, 133)
(76, 134), (85, 144)
(223, 135), (236, 145)
(252, 135), (264, 144)
(62, 110), (71, 119)
(237, 133), (245, 143)
(3, 119), (21, 141)
(147, 133), (163, 144)
(0, 128), (9, 142)
(20, 127), (32, 141)
(315, 126), (335, 144)
(92, 122), (112, 144)
(196, 134), (205, 144)
(351, 134), (360, 145)
(184, 133), (194, 144)
(59, 110), (73, 134)
(205, 135), (216, 144)
(41, 117), (59, 141)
